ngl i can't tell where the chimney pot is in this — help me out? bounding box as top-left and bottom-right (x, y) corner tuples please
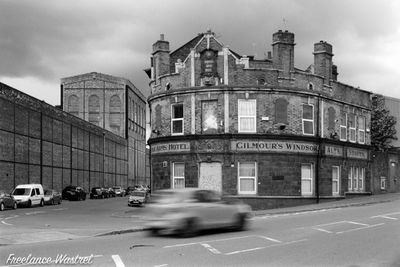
(160, 34), (165, 41)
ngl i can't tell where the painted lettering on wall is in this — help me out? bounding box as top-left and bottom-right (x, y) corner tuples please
(232, 140), (319, 153)
(347, 148), (368, 159)
(324, 145), (343, 157)
(151, 142), (190, 154)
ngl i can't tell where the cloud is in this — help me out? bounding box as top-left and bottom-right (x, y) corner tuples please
(0, 0), (399, 103)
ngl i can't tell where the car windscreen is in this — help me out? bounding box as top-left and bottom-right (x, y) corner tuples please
(131, 191), (146, 197)
(12, 188), (31, 196)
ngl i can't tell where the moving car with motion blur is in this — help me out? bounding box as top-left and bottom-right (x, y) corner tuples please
(62, 186), (86, 201)
(43, 189), (62, 205)
(145, 188), (252, 237)
(128, 190), (149, 206)
(0, 191), (17, 211)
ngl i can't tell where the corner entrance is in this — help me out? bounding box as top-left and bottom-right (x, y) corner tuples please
(199, 162), (222, 192)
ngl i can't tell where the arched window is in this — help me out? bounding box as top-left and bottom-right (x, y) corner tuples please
(109, 95), (121, 133)
(88, 95), (100, 126)
(68, 95), (79, 117)
(275, 98), (288, 124)
(308, 83), (314, 90)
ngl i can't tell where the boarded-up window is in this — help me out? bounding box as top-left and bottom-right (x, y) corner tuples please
(275, 98), (288, 124)
(328, 107), (336, 130)
(68, 95), (79, 117)
(109, 95), (121, 134)
(88, 95), (100, 126)
(202, 101), (218, 134)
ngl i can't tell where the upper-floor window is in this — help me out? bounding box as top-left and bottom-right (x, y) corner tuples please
(275, 98), (288, 124)
(302, 104), (314, 135)
(358, 116), (365, 144)
(171, 103), (184, 135)
(88, 95), (100, 126)
(68, 95), (79, 117)
(340, 111), (347, 141)
(348, 114), (356, 143)
(328, 107), (336, 131)
(238, 99), (256, 133)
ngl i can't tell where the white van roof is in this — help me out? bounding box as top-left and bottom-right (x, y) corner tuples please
(15, 184), (43, 187)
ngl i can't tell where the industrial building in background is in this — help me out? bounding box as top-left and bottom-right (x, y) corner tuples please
(61, 72), (147, 186)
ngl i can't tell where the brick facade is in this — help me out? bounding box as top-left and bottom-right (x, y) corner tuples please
(0, 82), (128, 193)
(146, 29), (372, 209)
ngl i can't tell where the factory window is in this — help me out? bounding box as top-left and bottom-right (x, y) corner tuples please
(172, 162), (185, 189)
(348, 114), (356, 143)
(275, 98), (288, 124)
(348, 167), (365, 192)
(301, 163), (314, 196)
(302, 104), (314, 135)
(88, 95), (100, 126)
(109, 95), (121, 134)
(380, 177), (386, 190)
(340, 112), (347, 141)
(238, 99), (256, 133)
(68, 95), (79, 117)
(358, 116), (365, 144)
(171, 103), (184, 135)
(238, 162), (257, 194)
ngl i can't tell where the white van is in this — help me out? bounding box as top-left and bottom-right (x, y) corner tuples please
(12, 184), (45, 208)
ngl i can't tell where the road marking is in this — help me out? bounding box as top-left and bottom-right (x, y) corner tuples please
(25, 211), (46, 215)
(313, 228), (333, 234)
(336, 223), (384, 234)
(371, 212), (400, 220)
(201, 243), (221, 254)
(154, 264), (168, 267)
(258, 235), (282, 243)
(111, 255), (125, 267)
(257, 208), (342, 219)
(345, 221), (369, 226)
(1, 215), (19, 226)
(52, 208), (68, 211)
(225, 239), (307, 256)
(163, 235), (254, 248)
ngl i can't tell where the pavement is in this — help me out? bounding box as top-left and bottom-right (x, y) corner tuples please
(1, 192), (400, 245)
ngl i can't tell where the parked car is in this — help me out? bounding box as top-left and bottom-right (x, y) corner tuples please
(90, 187), (109, 199)
(112, 186), (126, 197)
(62, 186), (86, 201)
(145, 188), (252, 237)
(134, 185), (150, 193)
(12, 184), (45, 207)
(0, 191), (17, 211)
(128, 190), (149, 207)
(107, 188), (116, 198)
(43, 189), (62, 205)
(125, 186), (136, 195)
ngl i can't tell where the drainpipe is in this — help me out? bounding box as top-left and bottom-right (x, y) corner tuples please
(315, 94), (322, 203)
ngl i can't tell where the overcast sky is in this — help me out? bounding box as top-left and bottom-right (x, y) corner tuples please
(1, 0), (400, 107)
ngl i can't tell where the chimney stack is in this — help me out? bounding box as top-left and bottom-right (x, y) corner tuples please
(313, 41), (333, 84)
(152, 34), (170, 79)
(272, 30), (295, 76)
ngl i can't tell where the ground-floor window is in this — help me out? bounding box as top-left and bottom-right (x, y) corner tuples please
(348, 166), (365, 192)
(238, 162), (257, 194)
(172, 162), (185, 188)
(332, 166), (340, 196)
(301, 163), (314, 196)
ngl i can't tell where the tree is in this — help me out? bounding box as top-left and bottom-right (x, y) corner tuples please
(371, 94), (397, 151)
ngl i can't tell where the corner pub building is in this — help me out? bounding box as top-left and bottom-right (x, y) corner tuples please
(146, 29), (372, 209)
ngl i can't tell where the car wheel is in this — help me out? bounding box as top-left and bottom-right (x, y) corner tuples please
(233, 214), (247, 231)
(51, 199), (55, 205)
(13, 202), (17, 209)
(40, 199), (44, 207)
(58, 199), (62, 205)
(180, 218), (198, 238)
(0, 203), (4, 211)
(28, 200), (32, 208)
